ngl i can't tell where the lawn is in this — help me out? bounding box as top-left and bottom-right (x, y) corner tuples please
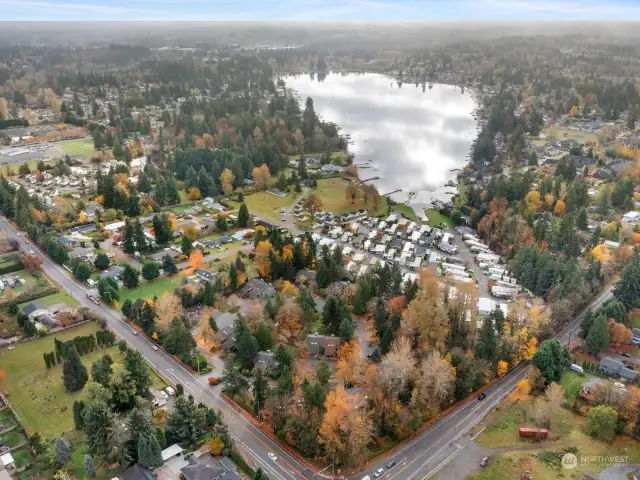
(0, 322), (120, 438)
(314, 177), (388, 216)
(243, 190), (297, 219)
(11, 448), (32, 469)
(0, 409), (17, 430)
(288, 151), (347, 165)
(1, 429), (27, 448)
(117, 273), (183, 304)
(545, 126), (600, 150)
(61, 139), (99, 159)
(425, 208), (453, 228)
(0, 158), (58, 177)
(390, 203), (418, 221)
(18, 291), (78, 308)
(631, 311), (640, 329)
(559, 369), (596, 401)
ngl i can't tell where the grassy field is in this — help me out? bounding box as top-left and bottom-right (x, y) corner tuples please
(545, 126), (600, 150)
(243, 191), (297, 219)
(0, 322), (120, 438)
(288, 151), (347, 165)
(558, 370), (596, 401)
(390, 203), (418, 221)
(1, 429), (27, 448)
(61, 139), (98, 159)
(469, 385), (640, 480)
(0, 158), (58, 177)
(631, 311), (640, 329)
(117, 273), (183, 304)
(314, 177), (388, 216)
(425, 208), (453, 228)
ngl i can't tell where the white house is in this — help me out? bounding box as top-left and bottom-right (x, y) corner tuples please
(622, 211), (640, 224)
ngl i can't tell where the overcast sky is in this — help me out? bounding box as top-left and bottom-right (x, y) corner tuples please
(1, 0), (639, 21)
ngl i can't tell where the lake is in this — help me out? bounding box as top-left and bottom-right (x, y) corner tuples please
(283, 73), (478, 216)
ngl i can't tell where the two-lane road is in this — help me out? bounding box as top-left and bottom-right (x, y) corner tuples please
(0, 217), (310, 480)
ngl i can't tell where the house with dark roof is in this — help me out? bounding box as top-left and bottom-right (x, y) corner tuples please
(306, 334), (340, 357)
(238, 278), (276, 299)
(195, 269), (216, 283)
(22, 302), (46, 317)
(599, 356), (638, 382)
(255, 351), (277, 373)
(56, 236), (79, 248)
(118, 463), (157, 480)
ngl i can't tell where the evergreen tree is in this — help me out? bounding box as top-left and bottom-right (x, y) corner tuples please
(475, 316), (498, 364)
(133, 220), (148, 253)
(216, 214), (228, 231)
(228, 263), (238, 291)
(255, 322), (273, 351)
(252, 369), (268, 416)
(141, 261), (160, 281)
(339, 317), (355, 342)
(90, 356), (112, 387)
(94, 252), (110, 270)
(62, 345), (88, 392)
(165, 396), (206, 445)
(237, 203), (250, 227)
(614, 250), (640, 309)
(120, 264), (140, 289)
(122, 220), (135, 254)
(124, 349), (151, 396)
(162, 254), (178, 275)
(72, 400), (86, 430)
(577, 207), (588, 230)
(138, 171), (152, 193)
(580, 309), (595, 339)
(83, 454), (96, 479)
(137, 433), (163, 469)
(585, 315), (610, 355)
(54, 436), (73, 469)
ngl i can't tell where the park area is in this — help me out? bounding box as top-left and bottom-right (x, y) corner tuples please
(0, 322), (164, 439)
(314, 177), (388, 216)
(61, 138), (98, 159)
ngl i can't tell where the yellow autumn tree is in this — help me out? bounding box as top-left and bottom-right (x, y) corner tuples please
(544, 193), (554, 209)
(169, 213), (178, 232)
(569, 105), (578, 117)
(280, 280), (298, 298)
(591, 244), (611, 264)
(78, 211), (87, 223)
(512, 378), (531, 400)
(281, 244), (294, 261)
(220, 168), (235, 196)
(252, 164), (271, 191)
(187, 187), (201, 200)
(254, 241), (273, 279)
(554, 199), (566, 215)
(183, 223), (197, 241)
(525, 190), (542, 211)
(156, 293), (183, 330)
(497, 360), (509, 377)
(208, 436), (225, 456)
(335, 340), (364, 387)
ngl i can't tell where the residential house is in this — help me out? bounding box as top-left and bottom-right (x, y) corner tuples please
(180, 453), (242, 480)
(22, 301), (46, 317)
(219, 325), (236, 349)
(622, 211), (640, 225)
(104, 221), (126, 233)
(238, 278), (276, 299)
(599, 357), (638, 382)
(99, 265), (124, 281)
(255, 351), (277, 373)
(307, 334), (340, 357)
(195, 269), (216, 283)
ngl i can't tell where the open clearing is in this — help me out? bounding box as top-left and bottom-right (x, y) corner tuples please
(314, 177), (388, 216)
(0, 322), (164, 438)
(242, 191), (297, 219)
(61, 138), (98, 158)
(425, 208), (453, 227)
(117, 273), (184, 304)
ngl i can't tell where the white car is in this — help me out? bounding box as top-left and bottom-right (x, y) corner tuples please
(268, 452), (277, 461)
(29, 250), (35, 255)
(152, 345), (159, 351)
(374, 468), (384, 478)
(165, 386), (176, 396)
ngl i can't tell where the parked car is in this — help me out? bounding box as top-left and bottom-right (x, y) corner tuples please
(480, 456), (490, 467)
(165, 386), (176, 396)
(374, 468), (384, 478)
(622, 353), (631, 358)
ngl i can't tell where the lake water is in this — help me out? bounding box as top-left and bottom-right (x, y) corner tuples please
(283, 73), (478, 215)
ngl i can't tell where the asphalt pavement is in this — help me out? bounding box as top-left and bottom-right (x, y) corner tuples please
(0, 215), (616, 480)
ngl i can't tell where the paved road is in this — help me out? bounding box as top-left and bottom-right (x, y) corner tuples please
(2, 214), (617, 480)
(0, 216), (311, 480)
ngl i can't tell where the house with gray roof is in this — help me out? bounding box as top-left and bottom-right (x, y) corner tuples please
(99, 265), (124, 281)
(599, 356), (638, 382)
(238, 278), (276, 299)
(255, 351), (277, 373)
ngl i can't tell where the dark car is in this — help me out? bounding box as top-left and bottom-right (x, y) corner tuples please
(622, 353), (632, 358)
(386, 461), (397, 469)
(477, 392), (487, 400)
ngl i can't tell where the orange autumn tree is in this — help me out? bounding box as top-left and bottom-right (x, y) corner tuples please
(318, 386), (373, 467)
(189, 249), (203, 270)
(335, 340), (364, 387)
(525, 190), (542, 211)
(254, 241), (273, 279)
(608, 319), (632, 346)
(497, 360), (509, 377)
(554, 199), (566, 215)
(187, 187), (201, 200)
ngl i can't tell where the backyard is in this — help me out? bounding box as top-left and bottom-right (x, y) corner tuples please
(0, 322), (162, 438)
(18, 290), (79, 308)
(425, 208), (453, 228)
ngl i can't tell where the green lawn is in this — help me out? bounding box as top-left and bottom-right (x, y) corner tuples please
(1, 429), (27, 448)
(243, 191), (297, 220)
(288, 151), (347, 165)
(18, 291), (78, 308)
(631, 311), (640, 329)
(425, 208), (453, 228)
(390, 203), (418, 221)
(314, 177), (388, 216)
(61, 139), (98, 159)
(117, 274), (183, 304)
(0, 409), (18, 430)
(559, 369), (595, 401)
(11, 448), (32, 469)
(0, 322), (119, 438)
